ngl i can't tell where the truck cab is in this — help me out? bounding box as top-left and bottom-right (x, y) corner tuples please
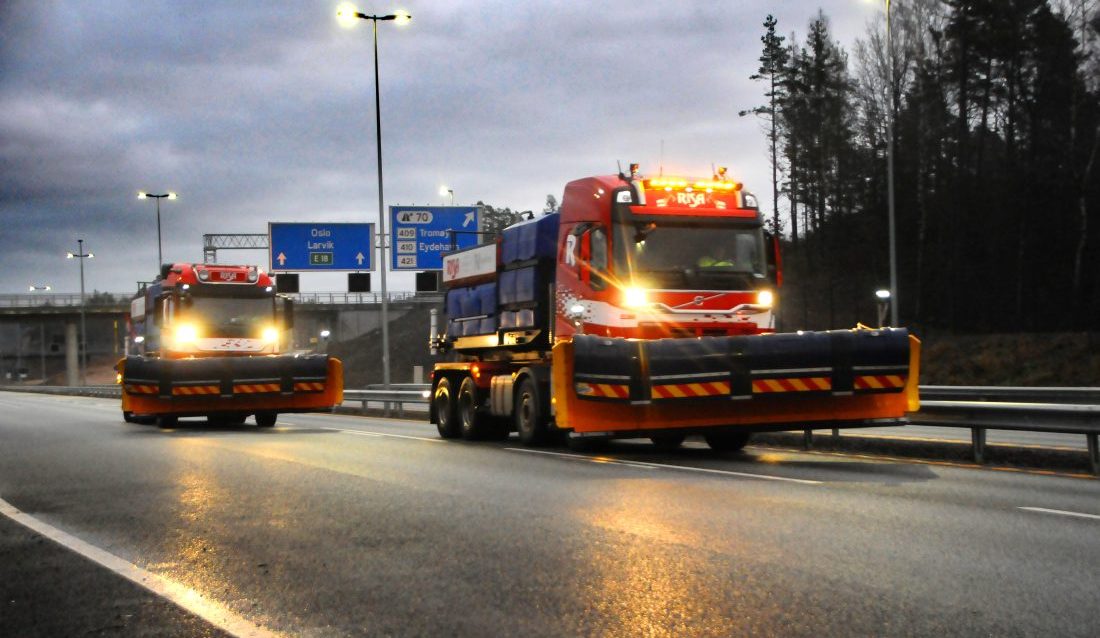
(555, 170), (779, 340)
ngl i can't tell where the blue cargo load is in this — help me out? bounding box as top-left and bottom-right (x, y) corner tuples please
(500, 213), (559, 265)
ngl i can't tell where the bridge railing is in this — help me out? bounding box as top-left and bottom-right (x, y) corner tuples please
(0, 291), (443, 309)
(0, 293), (131, 308)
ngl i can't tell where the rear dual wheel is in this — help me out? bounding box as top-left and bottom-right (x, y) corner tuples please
(434, 377), (461, 439)
(255, 413), (277, 428)
(459, 377), (508, 441)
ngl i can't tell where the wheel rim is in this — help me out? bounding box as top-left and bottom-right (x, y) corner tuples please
(435, 389), (450, 428)
(517, 391), (532, 434)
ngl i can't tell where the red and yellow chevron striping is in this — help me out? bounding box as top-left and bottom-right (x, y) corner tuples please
(124, 383), (158, 395)
(171, 385), (219, 396)
(576, 382), (630, 399)
(652, 381), (731, 399)
(233, 383), (281, 394)
(854, 374), (905, 390)
(752, 377), (832, 393)
(293, 382), (325, 392)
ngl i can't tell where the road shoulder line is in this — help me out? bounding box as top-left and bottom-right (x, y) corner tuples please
(506, 447), (822, 485)
(0, 497), (280, 638)
(1018, 506), (1100, 521)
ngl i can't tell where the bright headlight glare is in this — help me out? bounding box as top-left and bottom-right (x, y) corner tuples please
(757, 290), (774, 307)
(623, 287), (648, 308)
(174, 323), (198, 343)
(262, 327), (279, 343)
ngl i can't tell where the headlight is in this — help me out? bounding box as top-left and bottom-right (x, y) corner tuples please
(261, 327), (279, 343)
(756, 290), (774, 307)
(622, 287), (649, 308)
(174, 323), (198, 343)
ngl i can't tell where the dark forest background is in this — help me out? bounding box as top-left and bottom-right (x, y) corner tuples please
(741, 0), (1100, 335)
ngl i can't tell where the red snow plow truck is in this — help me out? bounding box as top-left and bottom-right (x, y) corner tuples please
(430, 166), (920, 450)
(118, 263), (343, 428)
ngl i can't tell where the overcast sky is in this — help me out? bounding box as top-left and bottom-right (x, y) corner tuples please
(0, 1), (883, 294)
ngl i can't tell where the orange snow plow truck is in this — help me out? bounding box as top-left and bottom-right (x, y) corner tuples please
(429, 166), (920, 450)
(118, 263), (343, 428)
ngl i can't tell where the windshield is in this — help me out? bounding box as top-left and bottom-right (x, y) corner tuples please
(184, 296), (274, 337)
(612, 222), (765, 289)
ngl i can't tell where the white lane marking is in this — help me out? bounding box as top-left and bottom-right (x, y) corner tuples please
(322, 426), (444, 443)
(506, 448), (822, 485)
(1019, 506), (1100, 521)
(0, 497), (280, 638)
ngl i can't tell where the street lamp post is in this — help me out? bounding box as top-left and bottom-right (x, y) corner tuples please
(66, 239), (93, 385)
(337, 4), (411, 389)
(885, 0), (898, 326)
(439, 185), (454, 206)
(138, 191), (177, 269)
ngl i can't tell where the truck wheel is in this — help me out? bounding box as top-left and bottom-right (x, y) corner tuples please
(458, 376), (487, 440)
(156, 415), (178, 429)
(704, 431), (751, 452)
(434, 377), (461, 439)
(256, 413), (277, 428)
(650, 434), (686, 451)
(122, 411), (135, 423)
(515, 377), (551, 446)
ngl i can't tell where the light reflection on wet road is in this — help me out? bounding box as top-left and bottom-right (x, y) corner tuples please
(1, 392), (1099, 637)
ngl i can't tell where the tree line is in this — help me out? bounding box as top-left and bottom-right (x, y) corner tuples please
(745, 0), (1100, 334)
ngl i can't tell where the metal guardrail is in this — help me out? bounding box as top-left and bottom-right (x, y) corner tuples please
(919, 385), (1100, 404)
(3, 384), (1097, 474)
(345, 387), (430, 418)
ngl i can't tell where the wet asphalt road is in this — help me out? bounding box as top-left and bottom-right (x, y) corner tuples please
(2, 390), (1099, 637)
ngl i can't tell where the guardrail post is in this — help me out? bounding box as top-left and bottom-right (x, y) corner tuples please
(831, 427), (839, 442)
(803, 429), (813, 449)
(1087, 433), (1098, 476)
(361, 400), (368, 414)
(971, 427), (986, 464)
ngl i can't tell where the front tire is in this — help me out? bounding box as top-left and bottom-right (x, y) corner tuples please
(255, 412), (277, 428)
(704, 431), (751, 452)
(156, 415), (178, 429)
(434, 377), (461, 439)
(515, 377), (551, 446)
(122, 411), (135, 423)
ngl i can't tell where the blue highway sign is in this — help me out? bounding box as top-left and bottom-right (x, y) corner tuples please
(391, 206), (481, 271)
(268, 222), (374, 272)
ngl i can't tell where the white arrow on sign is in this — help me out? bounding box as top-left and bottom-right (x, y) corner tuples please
(277, 252), (287, 266)
(463, 211), (475, 228)
(356, 252), (365, 265)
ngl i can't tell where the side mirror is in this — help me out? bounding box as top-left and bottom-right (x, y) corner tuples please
(765, 232), (783, 288)
(279, 296), (295, 330)
(579, 232), (592, 285)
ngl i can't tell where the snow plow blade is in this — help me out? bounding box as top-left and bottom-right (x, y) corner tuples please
(555, 328), (919, 435)
(119, 354), (343, 418)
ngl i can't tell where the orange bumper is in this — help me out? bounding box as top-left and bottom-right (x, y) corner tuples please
(119, 356), (343, 417)
(553, 332), (920, 435)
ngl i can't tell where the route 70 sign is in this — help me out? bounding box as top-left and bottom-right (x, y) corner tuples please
(390, 206), (481, 271)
